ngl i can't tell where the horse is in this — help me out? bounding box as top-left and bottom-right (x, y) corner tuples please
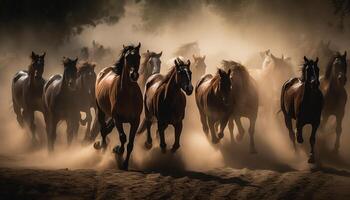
(137, 57), (193, 153)
(173, 42), (200, 59)
(12, 51), (46, 144)
(196, 68), (232, 144)
(43, 57), (80, 151)
(280, 56), (323, 163)
(320, 51), (347, 153)
(311, 40), (337, 74)
(75, 61), (97, 142)
(222, 60), (259, 153)
(139, 50), (162, 88)
(93, 43), (143, 170)
(192, 54), (207, 83)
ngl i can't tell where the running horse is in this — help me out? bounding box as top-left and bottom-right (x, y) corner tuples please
(139, 50), (162, 88)
(192, 54), (207, 83)
(320, 51), (347, 153)
(43, 57), (80, 151)
(137, 57), (193, 153)
(222, 60), (259, 153)
(280, 56), (323, 163)
(196, 68), (232, 144)
(94, 43), (143, 170)
(12, 51), (46, 144)
(75, 61), (97, 142)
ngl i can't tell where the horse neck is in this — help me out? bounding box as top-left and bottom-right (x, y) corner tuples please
(164, 68), (180, 98)
(28, 63), (36, 84)
(120, 61), (131, 90)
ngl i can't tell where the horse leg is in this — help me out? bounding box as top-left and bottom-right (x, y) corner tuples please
(308, 122), (320, 163)
(284, 116), (296, 151)
(296, 120), (304, 143)
(94, 105), (113, 150)
(89, 108), (101, 143)
(228, 117), (235, 143)
(113, 119), (127, 155)
(83, 110), (93, 142)
(144, 119), (153, 149)
(122, 119), (140, 170)
(48, 117), (58, 152)
(13, 102), (24, 127)
(320, 113), (330, 132)
(218, 115), (229, 140)
(67, 118), (79, 147)
(171, 121), (182, 153)
(208, 118), (219, 144)
(199, 109), (209, 135)
(235, 117), (245, 142)
(158, 122), (168, 153)
(248, 116), (257, 154)
(23, 109), (37, 144)
(334, 114), (344, 153)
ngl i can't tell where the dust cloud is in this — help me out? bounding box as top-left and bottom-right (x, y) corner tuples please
(0, 1), (349, 173)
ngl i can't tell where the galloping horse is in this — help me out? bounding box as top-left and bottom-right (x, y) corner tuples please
(196, 68), (232, 144)
(222, 60), (259, 153)
(137, 57), (193, 153)
(94, 43), (143, 170)
(75, 62), (97, 142)
(139, 50), (162, 87)
(12, 51), (46, 144)
(320, 51), (347, 153)
(281, 56), (323, 163)
(43, 57), (80, 151)
(192, 54), (207, 83)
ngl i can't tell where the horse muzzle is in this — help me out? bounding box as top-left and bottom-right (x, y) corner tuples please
(130, 71), (139, 82)
(184, 85), (193, 95)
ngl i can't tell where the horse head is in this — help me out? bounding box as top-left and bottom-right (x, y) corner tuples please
(62, 57), (78, 91)
(147, 50), (162, 74)
(123, 43), (141, 81)
(30, 51), (45, 80)
(77, 61), (97, 94)
(174, 57), (193, 95)
(332, 51), (347, 86)
(303, 56), (320, 89)
(217, 68), (232, 106)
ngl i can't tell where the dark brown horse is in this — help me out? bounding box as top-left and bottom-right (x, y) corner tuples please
(320, 51), (347, 153)
(93, 43), (143, 170)
(75, 62), (97, 142)
(43, 57), (80, 151)
(281, 56), (323, 163)
(196, 68), (232, 144)
(12, 51), (46, 144)
(139, 50), (162, 88)
(137, 57), (193, 153)
(192, 54), (207, 82)
(222, 60), (259, 153)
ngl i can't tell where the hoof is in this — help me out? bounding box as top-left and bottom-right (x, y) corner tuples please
(144, 141), (153, 150)
(212, 137), (220, 144)
(94, 141), (102, 150)
(113, 146), (124, 155)
(235, 133), (244, 142)
(120, 162), (129, 171)
(218, 132), (224, 139)
(297, 135), (304, 144)
(171, 145), (180, 153)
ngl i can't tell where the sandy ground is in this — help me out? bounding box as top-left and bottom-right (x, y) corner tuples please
(1, 166), (350, 200)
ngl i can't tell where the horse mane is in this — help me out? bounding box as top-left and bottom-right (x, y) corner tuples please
(160, 66), (177, 99)
(113, 45), (136, 70)
(324, 52), (342, 80)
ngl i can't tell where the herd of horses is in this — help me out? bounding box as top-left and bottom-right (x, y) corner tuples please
(11, 42), (348, 170)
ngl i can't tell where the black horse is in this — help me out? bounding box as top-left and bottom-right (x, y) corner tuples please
(281, 56), (323, 163)
(12, 51), (46, 144)
(43, 57), (80, 151)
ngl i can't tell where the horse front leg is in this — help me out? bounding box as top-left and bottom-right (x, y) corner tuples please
(122, 119), (140, 170)
(47, 116), (58, 152)
(171, 121), (183, 153)
(309, 121), (320, 163)
(208, 118), (219, 144)
(235, 117), (245, 142)
(94, 105), (113, 150)
(296, 119), (304, 144)
(248, 115), (257, 154)
(83, 110), (93, 142)
(67, 117), (79, 147)
(334, 113), (344, 153)
(284, 115), (296, 151)
(218, 115), (229, 140)
(158, 122), (168, 153)
(228, 116), (235, 143)
(113, 118), (127, 155)
(23, 109), (37, 145)
(144, 119), (153, 149)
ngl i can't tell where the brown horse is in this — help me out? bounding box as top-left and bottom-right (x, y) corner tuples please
(320, 51), (347, 153)
(139, 50), (162, 88)
(12, 51), (46, 144)
(93, 43), (143, 170)
(75, 62), (97, 142)
(281, 56), (323, 163)
(222, 60), (259, 153)
(43, 57), (80, 151)
(137, 57), (193, 153)
(192, 54), (207, 82)
(196, 68), (232, 144)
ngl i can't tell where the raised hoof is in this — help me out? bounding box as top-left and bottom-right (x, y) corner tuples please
(113, 146), (124, 155)
(218, 132), (224, 139)
(144, 141), (153, 150)
(235, 133), (244, 142)
(171, 145), (180, 153)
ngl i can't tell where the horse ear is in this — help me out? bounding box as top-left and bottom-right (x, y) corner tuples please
(228, 69), (232, 77)
(218, 68), (224, 77)
(31, 51), (36, 59)
(187, 59), (191, 67)
(147, 50), (150, 53)
(157, 51), (162, 57)
(74, 57), (78, 64)
(202, 55), (206, 60)
(315, 57), (319, 64)
(174, 59), (179, 68)
(136, 42), (141, 50)
(41, 52), (46, 58)
(123, 44), (126, 49)
(304, 56), (309, 63)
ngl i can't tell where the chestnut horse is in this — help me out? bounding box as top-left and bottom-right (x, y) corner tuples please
(12, 51), (46, 144)
(320, 51), (347, 153)
(139, 50), (162, 88)
(94, 43), (143, 170)
(281, 56), (323, 163)
(137, 57), (193, 153)
(43, 57), (80, 151)
(222, 60), (259, 153)
(192, 54), (207, 82)
(196, 68), (232, 144)
(75, 62), (97, 142)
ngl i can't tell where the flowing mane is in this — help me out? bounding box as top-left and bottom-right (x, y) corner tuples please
(221, 60), (250, 81)
(113, 45), (137, 70)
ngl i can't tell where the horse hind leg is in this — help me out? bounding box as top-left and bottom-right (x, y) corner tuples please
(296, 120), (304, 144)
(94, 105), (114, 150)
(235, 117), (245, 142)
(113, 118), (127, 155)
(158, 122), (168, 153)
(284, 116), (296, 151)
(67, 118), (79, 147)
(218, 115), (229, 140)
(144, 119), (153, 149)
(171, 121), (183, 153)
(122, 119), (140, 170)
(208, 118), (219, 144)
(334, 114), (344, 153)
(23, 109), (37, 145)
(199, 109), (209, 135)
(228, 117), (235, 143)
(13, 102), (24, 127)
(308, 122), (320, 163)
